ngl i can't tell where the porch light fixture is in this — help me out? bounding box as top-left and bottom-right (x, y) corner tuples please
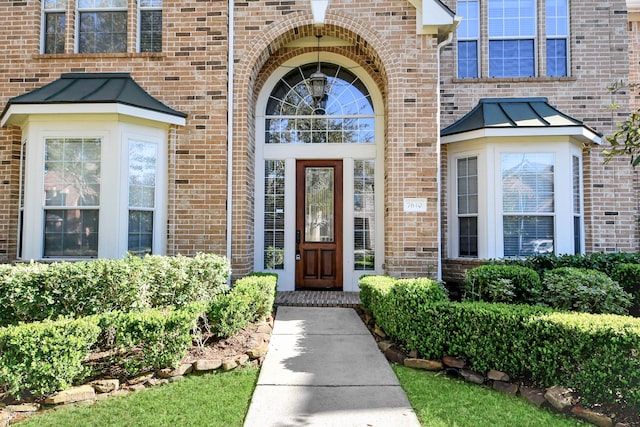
(310, 35), (327, 110)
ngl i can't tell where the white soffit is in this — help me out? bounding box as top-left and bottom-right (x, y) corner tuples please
(441, 127), (602, 145)
(408, 0), (459, 35)
(1, 103), (186, 127)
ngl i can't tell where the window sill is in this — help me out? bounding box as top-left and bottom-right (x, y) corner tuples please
(33, 52), (166, 60)
(451, 76), (577, 84)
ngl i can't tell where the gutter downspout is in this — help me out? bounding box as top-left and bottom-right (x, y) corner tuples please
(226, 0), (235, 279)
(436, 29), (454, 282)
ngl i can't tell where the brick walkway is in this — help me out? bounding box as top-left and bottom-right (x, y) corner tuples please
(275, 291), (361, 307)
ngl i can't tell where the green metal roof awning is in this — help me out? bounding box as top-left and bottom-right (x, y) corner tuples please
(1, 73), (186, 126)
(441, 97), (602, 144)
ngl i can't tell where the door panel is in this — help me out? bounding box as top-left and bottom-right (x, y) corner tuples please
(296, 160), (343, 289)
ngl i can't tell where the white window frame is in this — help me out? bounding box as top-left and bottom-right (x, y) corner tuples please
(447, 138), (584, 259)
(19, 115), (168, 260)
(76, 0), (128, 54)
(457, 0), (571, 78)
(456, 0), (480, 78)
(41, 0), (67, 54)
(137, 0), (163, 53)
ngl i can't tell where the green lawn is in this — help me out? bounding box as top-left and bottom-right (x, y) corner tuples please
(19, 368), (259, 427)
(394, 365), (586, 427)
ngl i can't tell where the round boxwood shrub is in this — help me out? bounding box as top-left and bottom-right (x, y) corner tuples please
(463, 264), (542, 304)
(542, 267), (632, 315)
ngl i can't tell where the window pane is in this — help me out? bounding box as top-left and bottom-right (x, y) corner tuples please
(457, 1), (479, 39)
(44, 209), (99, 257)
(45, 13), (65, 54)
(129, 141), (157, 209)
(305, 167), (334, 242)
(128, 210), (153, 255)
(546, 0), (568, 37)
(354, 160), (375, 270)
(264, 161), (285, 269)
(488, 0), (536, 38)
(78, 0), (126, 7)
(572, 155), (581, 214)
(574, 216), (581, 255)
(502, 153), (554, 214)
(140, 10), (162, 53)
(79, 11), (127, 53)
(140, 0), (162, 7)
(44, 0), (67, 9)
(503, 216), (553, 257)
(459, 217), (478, 257)
(458, 41), (478, 78)
(489, 40), (534, 77)
(546, 39), (567, 77)
(44, 138), (101, 208)
(457, 157), (478, 215)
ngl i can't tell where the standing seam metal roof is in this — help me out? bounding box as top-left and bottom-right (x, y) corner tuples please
(440, 97), (601, 137)
(1, 73), (186, 119)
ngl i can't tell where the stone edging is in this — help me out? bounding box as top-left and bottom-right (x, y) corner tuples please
(372, 332), (631, 427)
(0, 316), (274, 426)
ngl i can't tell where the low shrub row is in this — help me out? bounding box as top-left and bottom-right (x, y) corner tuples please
(501, 253), (640, 315)
(463, 264), (634, 315)
(359, 275), (448, 346)
(208, 273), (278, 338)
(360, 276), (640, 411)
(0, 254), (230, 327)
(0, 273), (277, 399)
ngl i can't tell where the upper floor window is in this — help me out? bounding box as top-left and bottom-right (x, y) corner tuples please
(488, 0), (536, 77)
(43, 0), (66, 54)
(546, 0), (569, 77)
(457, 1), (479, 79)
(41, 0), (162, 54)
(139, 0), (163, 53)
(78, 0), (127, 53)
(456, 0), (569, 78)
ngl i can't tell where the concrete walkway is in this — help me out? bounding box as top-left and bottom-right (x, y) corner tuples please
(244, 306), (421, 427)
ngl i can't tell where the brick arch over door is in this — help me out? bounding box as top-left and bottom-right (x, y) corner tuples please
(230, 10), (402, 275)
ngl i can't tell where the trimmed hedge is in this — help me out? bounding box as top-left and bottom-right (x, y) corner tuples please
(463, 264), (542, 304)
(0, 254), (230, 327)
(208, 273), (278, 338)
(359, 276), (448, 345)
(360, 276), (640, 411)
(0, 272), (276, 399)
(0, 317), (101, 397)
(95, 303), (205, 376)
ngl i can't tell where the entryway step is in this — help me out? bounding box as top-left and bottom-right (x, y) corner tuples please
(275, 291), (361, 308)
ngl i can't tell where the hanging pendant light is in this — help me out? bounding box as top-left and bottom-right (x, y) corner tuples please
(310, 35), (327, 109)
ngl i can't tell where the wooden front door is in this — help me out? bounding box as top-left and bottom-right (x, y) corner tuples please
(295, 160), (343, 289)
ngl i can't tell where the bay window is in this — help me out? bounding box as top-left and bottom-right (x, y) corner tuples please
(449, 144), (584, 259)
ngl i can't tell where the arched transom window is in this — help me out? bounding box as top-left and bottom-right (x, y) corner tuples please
(265, 63), (374, 144)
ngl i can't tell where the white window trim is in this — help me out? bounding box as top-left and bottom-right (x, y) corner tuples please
(456, 0), (573, 78)
(447, 137), (584, 260)
(456, 0), (480, 78)
(137, 1), (162, 53)
(254, 52), (385, 292)
(19, 115), (168, 261)
(41, 1), (66, 54)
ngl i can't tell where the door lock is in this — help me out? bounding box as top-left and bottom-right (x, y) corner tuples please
(295, 250), (301, 261)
